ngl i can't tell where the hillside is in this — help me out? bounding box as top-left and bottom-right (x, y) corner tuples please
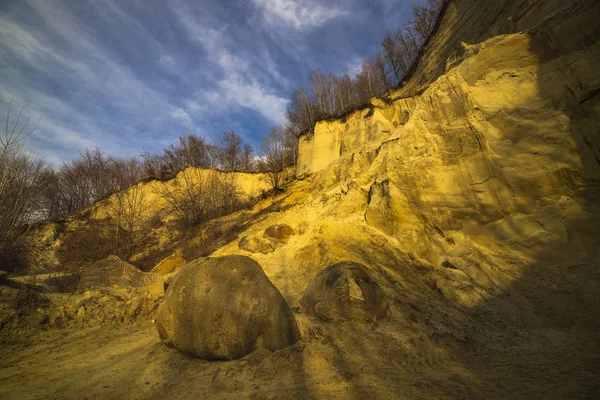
(1, 0), (600, 398)
(19, 167), (274, 274)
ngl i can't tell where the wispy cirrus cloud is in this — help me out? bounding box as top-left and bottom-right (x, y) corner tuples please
(169, 107), (193, 129)
(0, 0), (192, 163)
(170, 0), (289, 125)
(252, 0), (345, 30)
(0, 0), (422, 165)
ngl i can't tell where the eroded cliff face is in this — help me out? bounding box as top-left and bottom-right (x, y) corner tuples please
(295, 2), (600, 274)
(2, 0), (599, 398)
(205, 1), (600, 395)
(399, 0), (592, 95)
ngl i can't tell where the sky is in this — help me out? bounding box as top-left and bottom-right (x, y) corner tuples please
(0, 0), (424, 166)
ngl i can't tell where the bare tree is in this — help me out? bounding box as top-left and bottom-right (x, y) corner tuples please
(240, 143), (254, 171)
(140, 150), (165, 178)
(158, 169), (241, 228)
(412, 0), (443, 39)
(110, 156), (143, 191)
(374, 52), (391, 92)
(55, 158), (93, 213)
(332, 72), (356, 114)
(260, 126), (287, 190)
(287, 85), (315, 135)
(218, 131), (243, 171)
(381, 32), (402, 86)
(0, 96), (43, 247)
(109, 182), (149, 258)
(79, 148), (111, 201)
(325, 73), (338, 116)
(309, 69), (337, 119)
(283, 124), (299, 171)
(140, 133), (211, 179)
(281, 0), (442, 137)
(38, 168), (62, 220)
(37, 149), (143, 219)
(164, 133), (211, 172)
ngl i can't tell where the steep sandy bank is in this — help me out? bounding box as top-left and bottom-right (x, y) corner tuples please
(1, 0), (599, 398)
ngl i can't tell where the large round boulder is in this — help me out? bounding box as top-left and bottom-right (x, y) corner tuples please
(300, 261), (388, 322)
(155, 255), (300, 360)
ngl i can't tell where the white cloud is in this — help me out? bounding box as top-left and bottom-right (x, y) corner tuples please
(0, 1), (197, 163)
(172, 1), (288, 124)
(157, 54), (176, 70)
(0, 0), (302, 164)
(184, 100), (203, 113)
(0, 92), (104, 166)
(0, 20), (96, 83)
(36, 120), (98, 152)
(169, 107), (193, 128)
(252, 0), (345, 30)
(218, 79), (288, 124)
(346, 56), (364, 77)
(0, 87), (104, 166)
(20, 1), (176, 114)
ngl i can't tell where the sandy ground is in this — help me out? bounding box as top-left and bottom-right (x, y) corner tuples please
(2, 182), (599, 399)
(1, 310), (598, 400)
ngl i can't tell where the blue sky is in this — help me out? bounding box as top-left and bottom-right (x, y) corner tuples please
(0, 0), (423, 166)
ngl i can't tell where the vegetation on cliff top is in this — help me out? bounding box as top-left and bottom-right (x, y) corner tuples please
(285, 0), (442, 137)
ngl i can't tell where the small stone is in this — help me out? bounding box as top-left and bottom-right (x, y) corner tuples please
(441, 260), (458, 270)
(238, 236), (276, 254)
(370, 97), (388, 109)
(399, 110), (410, 125)
(263, 224), (295, 244)
(151, 250), (185, 275)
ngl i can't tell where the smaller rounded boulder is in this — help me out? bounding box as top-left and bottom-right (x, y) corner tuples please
(263, 224), (295, 244)
(238, 236), (276, 254)
(300, 261), (388, 322)
(155, 255), (300, 360)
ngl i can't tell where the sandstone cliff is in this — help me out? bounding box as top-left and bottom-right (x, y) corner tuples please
(208, 0), (600, 396)
(295, 0), (600, 273)
(1, 0), (599, 398)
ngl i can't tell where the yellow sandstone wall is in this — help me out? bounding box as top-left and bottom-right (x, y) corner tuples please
(291, 2), (600, 269)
